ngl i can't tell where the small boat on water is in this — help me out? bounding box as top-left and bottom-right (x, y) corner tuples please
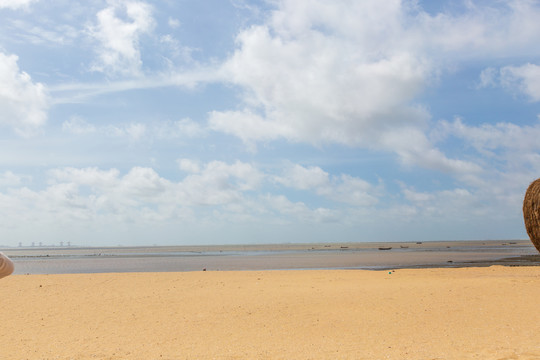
(378, 247), (392, 251)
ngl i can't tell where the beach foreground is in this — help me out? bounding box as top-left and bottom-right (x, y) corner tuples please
(2, 267), (540, 359)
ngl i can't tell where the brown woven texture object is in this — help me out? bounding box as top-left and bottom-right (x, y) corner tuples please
(523, 178), (540, 253)
(0, 252), (14, 279)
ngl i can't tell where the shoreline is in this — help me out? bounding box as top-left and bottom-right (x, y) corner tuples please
(2, 239), (538, 275)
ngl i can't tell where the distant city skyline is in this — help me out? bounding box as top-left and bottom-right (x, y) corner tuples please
(1, 0), (539, 246)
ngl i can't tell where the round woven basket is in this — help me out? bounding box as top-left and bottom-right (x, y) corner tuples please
(523, 178), (540, 253)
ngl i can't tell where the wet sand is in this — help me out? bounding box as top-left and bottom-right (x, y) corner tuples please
(2, 266), (540, 359)
(3, 240), (538, 274)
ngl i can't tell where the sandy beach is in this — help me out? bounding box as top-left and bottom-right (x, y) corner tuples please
(2, 266), (540, 359)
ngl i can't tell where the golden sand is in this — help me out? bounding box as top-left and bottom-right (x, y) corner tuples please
(1, 266), (540, 359)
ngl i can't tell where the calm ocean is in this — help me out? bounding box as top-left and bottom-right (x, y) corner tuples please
(2, 240), (536, 275)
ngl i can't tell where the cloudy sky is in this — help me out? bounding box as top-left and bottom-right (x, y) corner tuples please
(1, 0), (539, 247)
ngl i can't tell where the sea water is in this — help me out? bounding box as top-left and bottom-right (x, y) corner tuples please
(2, 240), (536, 275)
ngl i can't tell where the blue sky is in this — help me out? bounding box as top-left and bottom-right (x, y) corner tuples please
(1, 0), (540, 246)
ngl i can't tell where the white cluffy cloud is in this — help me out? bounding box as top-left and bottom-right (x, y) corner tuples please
(0, 0), (37, 9)
(433, 117), (540, 212)
(479, 63), (540, 102)
(274, 164), (380, 206)
(0, 171), (24, 187)
(88, 0), (155, 77)
(209, 0), (482, 176)
(0, 161), (383, 230)
(210, 0), (540, 178)
(0, 52), (48, 135)
(212, 25), (430, 147)
(0, 159), (525, 245)
(178, 159), (264, 201)
(62, 116), (97, 134)
(500, 63), (540, 101)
